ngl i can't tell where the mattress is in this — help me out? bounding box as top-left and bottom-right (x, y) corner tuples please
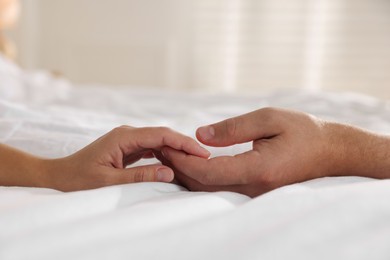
(1, 56), (390, 260)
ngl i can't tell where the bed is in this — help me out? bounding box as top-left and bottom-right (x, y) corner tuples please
(1, 56), (390, 260)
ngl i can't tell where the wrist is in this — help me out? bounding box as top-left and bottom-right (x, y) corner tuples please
(38, 157), (71, 191)
(324, 122), (390, 179)
(28, 157), (54, 188)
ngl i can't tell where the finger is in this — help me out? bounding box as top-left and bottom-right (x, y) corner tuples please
(123, 150), (157, 167)
(123, 151), (148, 166)
(196, 107), (285, 147)
(153, 150), (170, 167)
(112, 165), (174, 184)
(153, 150), (184, 185)
(142, 151), (155, 158)
(174, 170), (244, 193)
(162, 147), (252, 186)
(156, 149), (253, 195)
(115, 126), (210, 158)
(154, 149), (191, 187)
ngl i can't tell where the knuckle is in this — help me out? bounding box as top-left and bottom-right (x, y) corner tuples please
(224, 118), (238, 138)
(132, 167), (156, 182)
(259, 106), (276, 118)
(260, 107), (277, 114)
(97, 174), (113, 187)
(117, 125), (130, 130)
(198, 174), (212, 185)
(112, 125), (127, 135)
(181, 136), (195, 150)
(154, 126), (174, 139)
(133, 169), (148, 182)
(112, 125), (135, 134)
(258, 107), (280, 126)
(156, 126), (171, 134)
(256, 171), (274, 189)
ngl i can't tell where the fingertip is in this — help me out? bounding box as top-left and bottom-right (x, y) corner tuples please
(161, 146), (171, 160)
(197, 125), (215, 142)
(196, 145), (211, 158)
(157, 167), (174, 182)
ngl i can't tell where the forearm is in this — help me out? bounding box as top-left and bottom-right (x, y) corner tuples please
(327, 123), (390, 179)
(0, 143), (49, 188)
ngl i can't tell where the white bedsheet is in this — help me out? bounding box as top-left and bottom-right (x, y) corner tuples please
(1, 56), (390, 259)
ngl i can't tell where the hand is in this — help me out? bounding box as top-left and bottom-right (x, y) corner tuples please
(41, 126), (210, 191)
(159, 107), (390, 197)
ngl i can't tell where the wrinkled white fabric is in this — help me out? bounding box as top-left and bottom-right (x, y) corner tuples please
(1, 56), (390, 260)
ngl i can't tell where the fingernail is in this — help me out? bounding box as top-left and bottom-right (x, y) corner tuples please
(161, 147), (170, 160)
(198, 146), (211, 158)
(157, 168), (174, 182)
(198, 126), (215, 141)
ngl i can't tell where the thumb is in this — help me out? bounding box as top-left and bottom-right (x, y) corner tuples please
(113, 165), (174, 184)
(196, 108), (283, 147)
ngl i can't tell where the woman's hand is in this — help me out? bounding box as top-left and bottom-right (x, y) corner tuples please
(0, 126), (210, 191)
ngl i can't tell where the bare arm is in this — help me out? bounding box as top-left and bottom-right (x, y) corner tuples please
(0, 144), (48, 188)
(0, 126), (210, 191)
(326, 122), (390, 179)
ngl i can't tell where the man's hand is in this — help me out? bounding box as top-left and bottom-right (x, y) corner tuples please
(0, 126), (210, 191)
(160, 107), (390, 197)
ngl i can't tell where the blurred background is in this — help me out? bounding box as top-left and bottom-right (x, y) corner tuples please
(2, 0), (390, 98)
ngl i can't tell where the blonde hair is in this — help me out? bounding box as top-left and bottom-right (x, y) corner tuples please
(0, 0), (20, 60)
